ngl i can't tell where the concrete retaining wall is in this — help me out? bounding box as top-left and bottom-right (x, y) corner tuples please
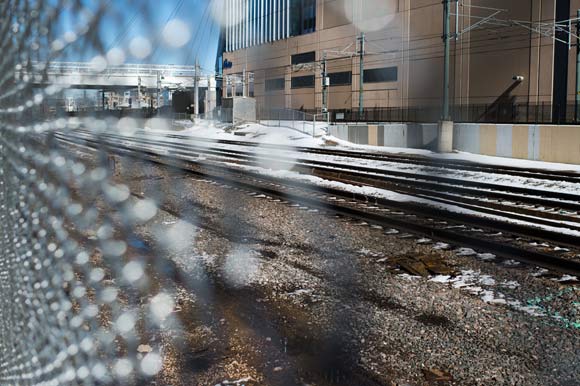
(454, 123), (580, 164)
(329, 123), (438, 149)
(328, 123), (580, 165)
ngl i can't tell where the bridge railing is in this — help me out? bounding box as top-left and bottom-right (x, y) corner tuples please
(30, 61), (199, 77)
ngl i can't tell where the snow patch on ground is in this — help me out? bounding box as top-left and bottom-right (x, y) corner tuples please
(160, 119), (331, 147)
(227, 163), (580, 238)
(167, 118), (580, 172)
(428, 270), (555, 318)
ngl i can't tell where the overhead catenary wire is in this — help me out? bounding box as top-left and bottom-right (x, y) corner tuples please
(184, 0), (214, 66)
(149, 0), (187, 62)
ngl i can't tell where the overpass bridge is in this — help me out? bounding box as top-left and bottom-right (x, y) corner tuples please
(26, 61), (210, 90)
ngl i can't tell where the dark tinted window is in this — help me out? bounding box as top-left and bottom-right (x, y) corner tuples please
(291, 51), (315, 65)
(291, 75), (315, 89)
(302, 0), (316, 33)
(235, 82), (243, 96)
(290, 0), (316, 36)
(364, 67), (398, 83)
(265, 78), (285, 91)
(329, 71), (351, 86)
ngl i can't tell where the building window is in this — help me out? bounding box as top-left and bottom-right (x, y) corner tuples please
(248, 73), (255, 97)
(363, 67), (398, 83)
(329, 71), (352, 86)
(291, 51), (315, 65)
(265, 78), (285, 91)
(290, 0), (316, 37)
(291, 75), (315, 89)
(235, 82), (243, 96)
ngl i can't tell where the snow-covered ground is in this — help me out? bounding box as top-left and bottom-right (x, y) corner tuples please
(220, 163), (580, 238)
(98, 118), (577, 236)
(127, 118), (580, 197)
(72, 118), (575, 232)
(166, 119), (329, 147)
(147, 118), (580, 173)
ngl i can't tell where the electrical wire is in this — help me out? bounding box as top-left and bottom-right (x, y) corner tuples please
(184, 0), (214, 66)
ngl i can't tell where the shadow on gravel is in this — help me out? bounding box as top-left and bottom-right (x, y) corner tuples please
(415, 312), (454, 329)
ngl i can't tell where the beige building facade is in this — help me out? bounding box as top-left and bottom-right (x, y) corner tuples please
(220, 0), (580, 122)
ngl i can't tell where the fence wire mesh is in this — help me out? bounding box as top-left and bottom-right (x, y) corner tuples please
(0, 1), (193, 385)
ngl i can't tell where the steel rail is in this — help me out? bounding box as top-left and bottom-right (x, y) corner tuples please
(59, 131), (580, 233)
(68, 130), (580, 209)
(56, 133), (580, 276)
(129, 129), (580, 183)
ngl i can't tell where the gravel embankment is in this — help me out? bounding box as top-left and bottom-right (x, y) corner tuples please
(105, 154), (580, 386)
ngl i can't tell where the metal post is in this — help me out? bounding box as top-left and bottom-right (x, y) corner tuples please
(313, 114), (316, 137)
(156, 71), (161, 110)
(358, 33), (365, 120)
(322, 51), (328, 121)
(442, 0), (451, 120)
(194, 58), (199, 117)
(137, 76), (141, 109)
(575, 9), (580, 122)
(242, 67), (246, 97)
(455, 0), (459, 41)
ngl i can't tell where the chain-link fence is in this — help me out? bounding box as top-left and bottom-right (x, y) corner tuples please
(0, 1), (197, 384)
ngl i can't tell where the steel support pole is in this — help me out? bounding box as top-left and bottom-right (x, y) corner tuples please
(322, 51), (328, 121)
(156, 71), (161, 110)
(358, 33), (365, 120)
(137, 76), (141, 109)
(194, 58), (199, 117)
(575, 9), (580, 122)
(442, 0), (451, 120)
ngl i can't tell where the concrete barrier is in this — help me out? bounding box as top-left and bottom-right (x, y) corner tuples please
(329, 123), (438, 149)
(328, 122), (580, 165)
(455, 123), (580, 164)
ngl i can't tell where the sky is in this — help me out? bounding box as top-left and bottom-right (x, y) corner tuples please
(55, 0), (221, 72)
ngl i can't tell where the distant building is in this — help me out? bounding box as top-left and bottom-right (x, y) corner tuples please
(219, 0), (580, 123)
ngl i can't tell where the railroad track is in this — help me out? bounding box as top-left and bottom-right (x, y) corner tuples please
(54, 130), (580, 276)
(135, 128), (580, 183)
(64, 130), (580, 233)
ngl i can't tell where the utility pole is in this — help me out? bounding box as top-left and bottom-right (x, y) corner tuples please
(576, 9), (580, 123)
(156, 71), (161, 110)
(437, 0), (454, 153)
(137, 76), (141, 109)
(194, 58), (199, 117)
(358, 32), (365, 120)
(442, 0), (451, 121)
(321, 51), (329, 122)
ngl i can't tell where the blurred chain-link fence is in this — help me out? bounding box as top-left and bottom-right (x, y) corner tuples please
(0, 1), (195, 384)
